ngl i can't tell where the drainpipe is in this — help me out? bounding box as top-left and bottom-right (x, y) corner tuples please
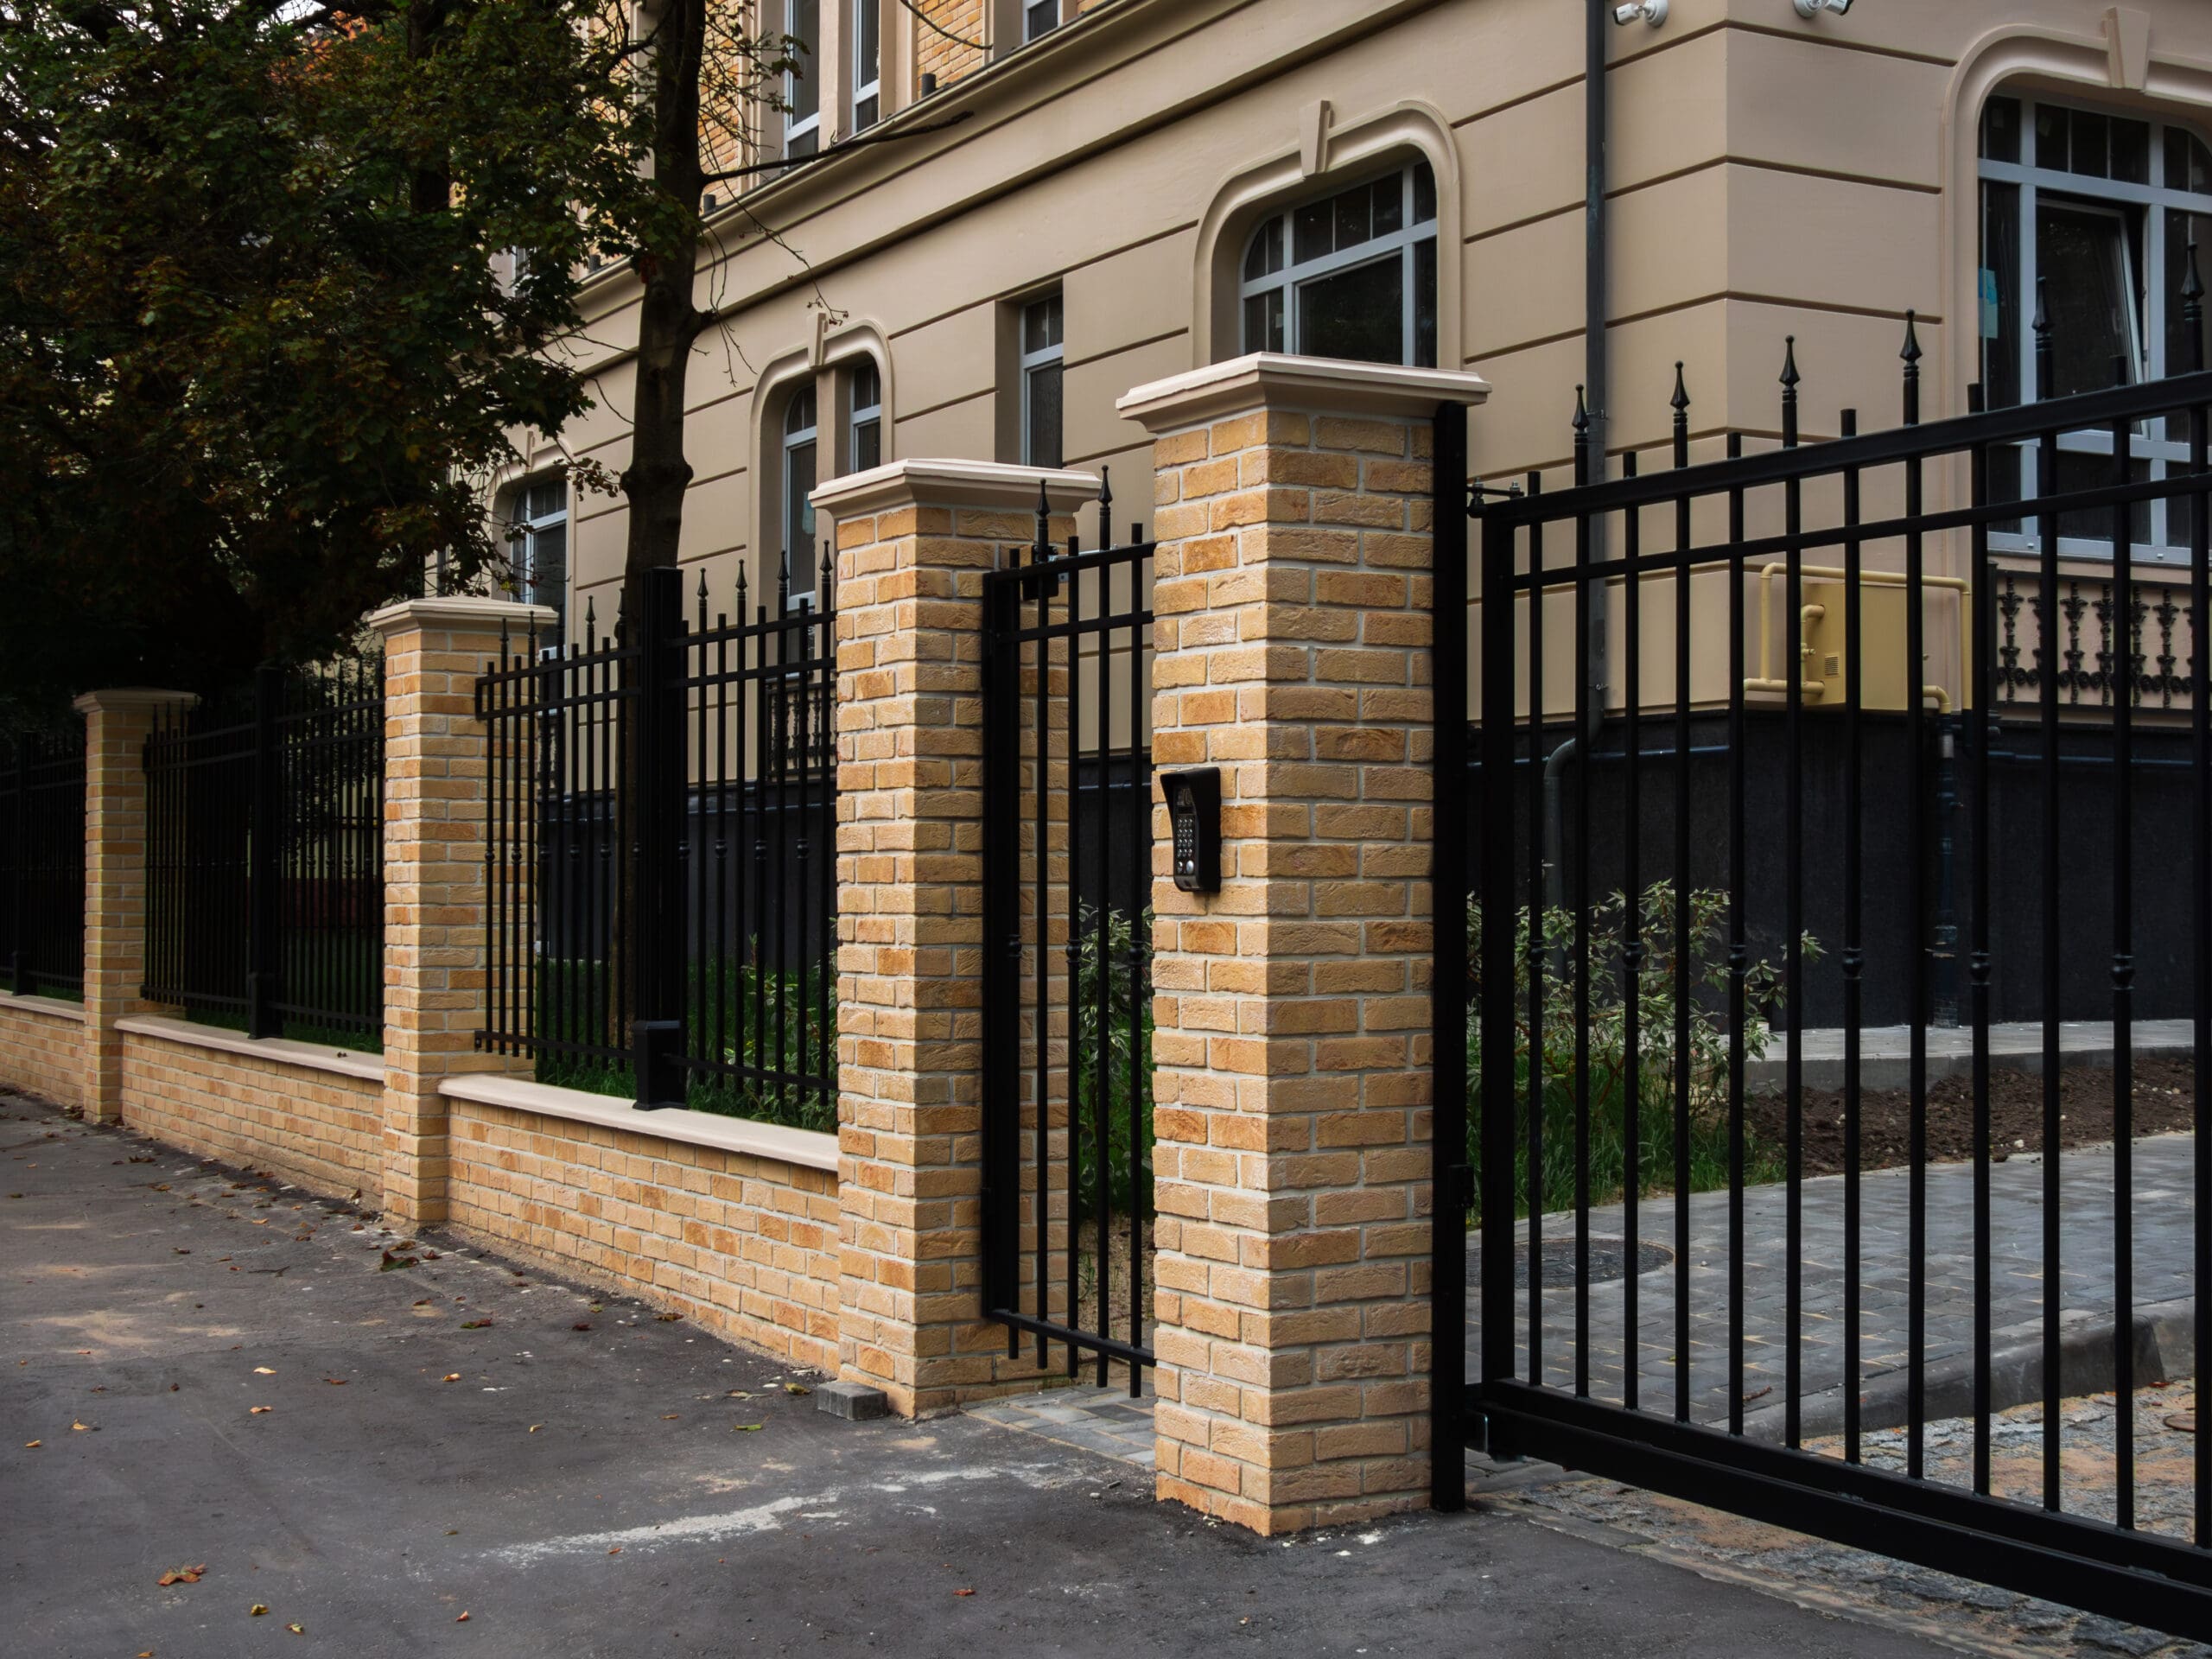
(1542, 0), (1613, 925)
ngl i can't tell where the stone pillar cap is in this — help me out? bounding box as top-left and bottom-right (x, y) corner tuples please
(1117, 352), (1491, 431)
(810, 458), (1100, 519)
(72, 687), (200, 715)
(367, 595), (558, 637)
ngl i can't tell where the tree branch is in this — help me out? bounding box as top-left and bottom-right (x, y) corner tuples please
(702, 107), (971, 183)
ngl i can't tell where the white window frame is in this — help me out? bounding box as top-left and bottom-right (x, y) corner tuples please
(783, 388), (819, 608)
(1019, 295), (1064, 469)
(851, 0), (880, 131)
(849, 359), (883, 474)
(506, 477), (569, 651)
(1239, 161), (1439, 370)
(784, 0), (820, 159)
(1980, 93), (2212, 565)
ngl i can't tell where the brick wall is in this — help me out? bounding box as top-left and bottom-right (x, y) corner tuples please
(118, 1027), (384, 1203)
(914, 0), (986, 88)
(446, 1098), (841, 1370)
(0, 1001), (82, 1111)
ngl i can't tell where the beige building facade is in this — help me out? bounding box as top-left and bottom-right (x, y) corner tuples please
(498, 0), (2212, 676)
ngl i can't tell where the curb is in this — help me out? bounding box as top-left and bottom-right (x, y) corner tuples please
(1739, 1295), (2196, 1445)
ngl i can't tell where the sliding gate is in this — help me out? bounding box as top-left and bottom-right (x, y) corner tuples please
(980, 494), (1157, 1391)
(1440, 326), (2212, 1636)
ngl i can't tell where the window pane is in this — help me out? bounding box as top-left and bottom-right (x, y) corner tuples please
(1414, 238), (1437, 369)
(1026, 361), (1063, 468)
(1333, 184), (1370, 251)
(2112, 117), (2151, 185)
(855, 92), (877, 130)
(1025, 0), (1054, 40)
(785, 439), (817, 562)
(1296, 255), (1403, 365)
(1980, 95), (2021, 163)
(1412, 159), (1438, 225)
(2070, 111), (2109, 179)
(526, 521), (566, 613)
(851, 359), (880, 413)
(786, 0), (818, 124)
(2034, 103), (2069, 171)
(1980, 180), (2021, 408)
(2055, 449), (2152, 548)
(786, 386), (817, 435)
(2169, 129), (2212, 195)
(1293, 198), (1332, 264)
(1024, 295), (1062, 354)
(1243, 289), (1284, 353)
(2038, 202), (2137, 396)
(2167, 209), (2211, 378)
(1244, 217), (1283, 282)
(1372, 175), (1402, 237)
(854, 416), (880, 474)
(857, 0), (879, 73)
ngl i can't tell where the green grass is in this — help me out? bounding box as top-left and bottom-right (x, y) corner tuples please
(532, 955), (837, 1134)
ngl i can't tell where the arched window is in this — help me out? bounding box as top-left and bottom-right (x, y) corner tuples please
(783, 386), (818, 603)
(1240, 161), (1439, 368)
(1980, 93), (2212, 559)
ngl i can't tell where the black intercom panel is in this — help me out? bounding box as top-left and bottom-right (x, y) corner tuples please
(1161, 766), (1222, 894)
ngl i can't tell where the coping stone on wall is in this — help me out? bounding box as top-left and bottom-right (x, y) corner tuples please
(437, 1073), (841, 1173)
(0, 992), (86, 1023)
(114, 1014), (384, 1083)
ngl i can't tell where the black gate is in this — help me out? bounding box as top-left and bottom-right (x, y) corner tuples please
(981, 489), (1158, 1391)
(1439, 317), (2212, 1635)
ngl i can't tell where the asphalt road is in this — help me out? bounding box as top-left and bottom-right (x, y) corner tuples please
(0, 1090), (1950, 1658)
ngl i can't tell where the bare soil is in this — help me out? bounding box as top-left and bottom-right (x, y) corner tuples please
(1747, 1056), (2198, 1179)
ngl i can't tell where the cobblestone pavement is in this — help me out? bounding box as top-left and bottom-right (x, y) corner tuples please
(965, 1383), (1158, 1466)
(1484, 1377), (2212, 1656)
(1470, 1133), (2199, 1426)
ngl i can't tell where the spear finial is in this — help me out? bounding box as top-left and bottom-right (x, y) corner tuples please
(1780, 337), (1800, 448)
(1902, 310), (1922, 425)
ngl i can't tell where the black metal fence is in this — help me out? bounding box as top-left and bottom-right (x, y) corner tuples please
(143, 656), (385, 1046)
(0, 729), (86, 999)
(474, 557), (838, 1130)
(980, 491), (1156, 1393)
(1439, 308), (2212, 1632)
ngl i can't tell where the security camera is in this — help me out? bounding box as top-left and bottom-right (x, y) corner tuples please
(1613, 0), (1668, 22)
(1794, 0), (1853, 16)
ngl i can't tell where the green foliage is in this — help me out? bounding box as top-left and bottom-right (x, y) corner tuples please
(1468, 886), (1817, 1219)
(534, 953), (837, 1134)
(0, 0), (710, 706)
(1071, 904), (1154, 1220)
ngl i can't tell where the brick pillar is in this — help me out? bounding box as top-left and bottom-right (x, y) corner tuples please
(1116, 354), (1490, 1534)
(366, 597), (552, 1229)
(73, 689), (198, 1124)
(813, 458), (1099, 1417)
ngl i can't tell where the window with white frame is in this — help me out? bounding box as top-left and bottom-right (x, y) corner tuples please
(849, 359), (883, 473)
(1980, 92), (2212, 561)
(1020, 295), (1064, 469)
(1240, 161), (1439, 369)
(785, 0), (820, 159)
(852, 0), (880, 130)
(1024, 0), (1057, 42)
(506, 477), (569, 645)
(783, 386), (819, 603)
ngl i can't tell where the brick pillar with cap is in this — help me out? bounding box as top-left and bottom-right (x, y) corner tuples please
(1116, 354), (1491, 1534)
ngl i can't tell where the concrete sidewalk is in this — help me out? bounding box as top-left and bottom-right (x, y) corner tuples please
(0, 1091), (1952, 1658)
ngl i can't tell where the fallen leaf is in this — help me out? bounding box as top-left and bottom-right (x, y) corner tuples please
(724, 1390), (753, 1400)
(173, 1248), (190, 1255)
(71, 1421), (92, 1432)
(460, 1319), (493, 1330)
(455, 1611), (470, 1623)
(442, 1374), (461, 1383)
(156, 1564), (207, 1586)
(22, 1440), (39, 1448)
(253, 1367), (276, 1376)
(954, 1588), (976, 1597)
(661, 1414), (680, 1421)
(783, 1383), (810, 1397)
(571, 1323), (592, 1332)
(607, 1546), (621, 1555)
(250, 1407), (272, 1415)
(251, 1604), (269, 1617)
(322, 1378), (346, 1387)
(655, 1312), (682, 1323)
(287, 1624), (304, 1635)
(528, 1424), (543, 1433)
(732, 1423), (765, 1433)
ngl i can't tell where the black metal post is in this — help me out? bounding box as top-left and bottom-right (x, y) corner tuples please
(247, 664), (283, 1039)
(633, 565), (687, 1109)
(10, 740), (27, 998)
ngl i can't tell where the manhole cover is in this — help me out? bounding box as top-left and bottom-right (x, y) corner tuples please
(1510, 1237), (1672, 1290)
